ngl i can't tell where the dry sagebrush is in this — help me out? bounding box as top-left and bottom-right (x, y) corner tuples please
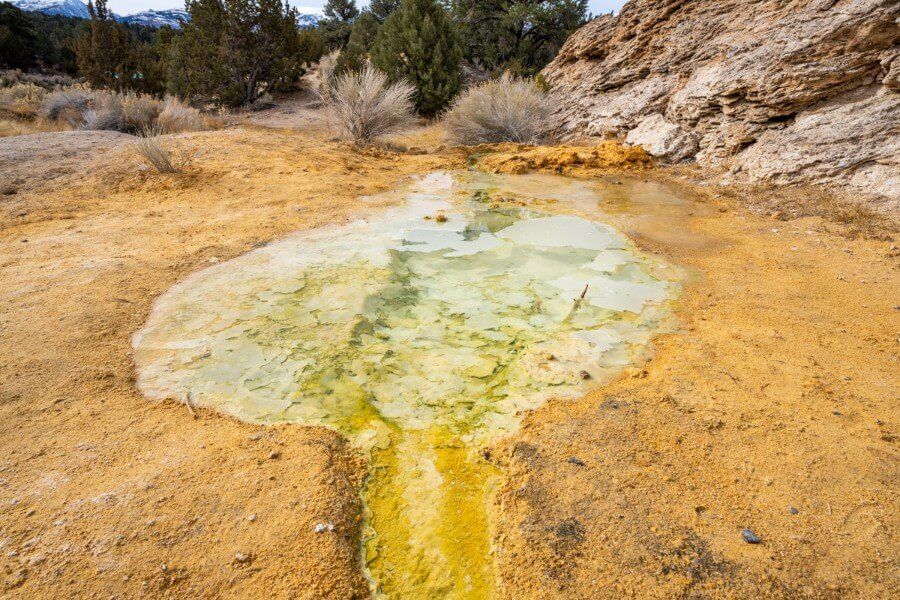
(316, 51), (340, 106)
(443, 74), (555, 145)
(329, 64), (416, 144)
(39, 87), (207, 134)
(40, 87), (92, 121)
(156, 96), (206, 133)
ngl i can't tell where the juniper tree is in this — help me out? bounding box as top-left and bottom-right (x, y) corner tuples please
(75, 0), (134, 90)
(371, 0), (462, 116)
(0, 2), (39, 70)
(335, 9), (379, 75)
(177, 0), (317, 106)
(369, 0), (401, 22)
(451, 0), (588, 76)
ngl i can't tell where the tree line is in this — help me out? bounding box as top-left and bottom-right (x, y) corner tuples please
(1, 0), (588, 113)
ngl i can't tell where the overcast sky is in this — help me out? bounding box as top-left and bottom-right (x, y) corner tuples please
(105, 0), (626, 17)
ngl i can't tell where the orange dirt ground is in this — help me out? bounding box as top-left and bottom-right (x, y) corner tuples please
(0, 124), (897, 598)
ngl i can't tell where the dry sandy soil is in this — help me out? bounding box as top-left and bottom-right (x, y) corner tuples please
(0, 114), (897, 599)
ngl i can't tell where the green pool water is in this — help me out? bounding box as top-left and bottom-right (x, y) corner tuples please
(133, 171), (680, 598)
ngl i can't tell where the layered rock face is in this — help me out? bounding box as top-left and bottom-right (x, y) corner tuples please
(543, 0), (900, 205)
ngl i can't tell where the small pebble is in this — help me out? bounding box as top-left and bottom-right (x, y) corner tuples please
(314, 523), (335, 533)
(567, 456), (585, 466)
(268, 451), (281, 460)
(579, 370), (591, 380)
(247, 514), (257, 522)
(741, 528), (761, 544)
(788, 506), (799, 515)
(233, 552), (250, 564)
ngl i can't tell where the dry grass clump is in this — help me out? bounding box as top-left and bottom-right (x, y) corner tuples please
(0, 118), (63, 137)
(133, 129), (194, 174)
(444, 74), (555, 145)
(328, 64), (416, 144)
(0, 83), (47, 108)
(156, 96), (206, 133)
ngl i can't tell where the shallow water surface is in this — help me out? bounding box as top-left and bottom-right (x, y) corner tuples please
(133, 171), (682, 598)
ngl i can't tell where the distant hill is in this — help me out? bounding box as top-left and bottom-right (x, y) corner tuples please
(8, 0), (320, 29)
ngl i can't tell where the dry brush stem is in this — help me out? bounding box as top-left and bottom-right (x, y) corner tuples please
(316, 51), (340, 107)
(444, 73), (555, 145)
(328, 64), (417, 144)
(133, 130), (194, 174)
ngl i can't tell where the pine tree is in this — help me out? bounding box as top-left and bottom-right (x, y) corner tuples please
(322, 0), (358, 49)
(335, 10), (379, 75)
(369, 0), (401, 22)
(371, 0), (462, 116)
(323, 0), (358, 21)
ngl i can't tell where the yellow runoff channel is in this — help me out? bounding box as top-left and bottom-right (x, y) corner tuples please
(132, 171), (681, 598)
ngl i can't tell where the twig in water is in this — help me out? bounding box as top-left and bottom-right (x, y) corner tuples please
(572, 284), (589, 309)
(563, 284), (590, 323)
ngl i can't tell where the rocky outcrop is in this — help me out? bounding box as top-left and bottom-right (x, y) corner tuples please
(542, 0), (900, 206)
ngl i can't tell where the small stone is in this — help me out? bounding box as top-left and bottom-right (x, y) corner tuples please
(233, 552), (250, 564)
(268, 451), (281, 460)
(249, 431), (264, 441)
(567, 456), (585, 466)
(247, 514), (257, 522)
(579, 370), (591, 380)
(741, 528), (761, 544)
(788, 506), (799, 515)
(435, 213), (448, 223)
(314, 523), (335, 533)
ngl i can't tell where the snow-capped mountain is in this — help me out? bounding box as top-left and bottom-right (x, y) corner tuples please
(10, 0), (90, 18)
(296, 12), (319, 28)
(10, 0), (320, 30)
(118, 8), (188, 28)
